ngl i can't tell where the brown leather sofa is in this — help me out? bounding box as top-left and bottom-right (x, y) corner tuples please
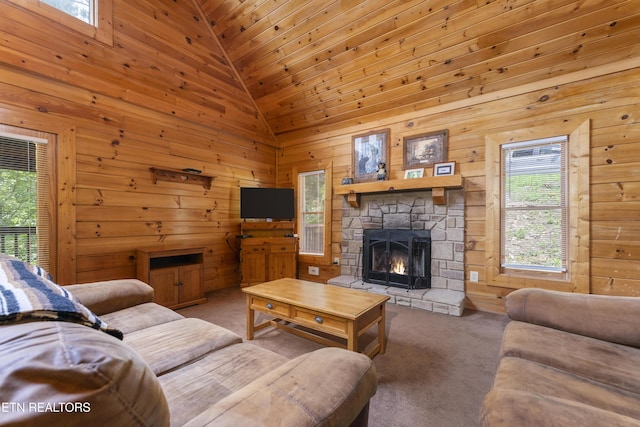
(0, 278), (377, 426)
(480, 288), (640, 426)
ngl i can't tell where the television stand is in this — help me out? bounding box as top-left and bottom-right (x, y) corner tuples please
(240, 221), (298, 287)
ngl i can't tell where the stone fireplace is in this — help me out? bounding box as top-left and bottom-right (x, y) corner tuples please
(328, 189), (465, 316)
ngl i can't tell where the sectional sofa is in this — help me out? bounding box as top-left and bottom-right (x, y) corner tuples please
(481, 288), (640, 426)
(0, 255), (377, 426)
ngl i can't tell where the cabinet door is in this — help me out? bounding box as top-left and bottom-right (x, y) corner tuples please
(242, 246), (268, 284)
(178, 263), (204, 304)
(269, 244), (296, 280)
(149, 267), (180, 307)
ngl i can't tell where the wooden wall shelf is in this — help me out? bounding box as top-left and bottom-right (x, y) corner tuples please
(334, 174), (463, 207)
(150, 167), (213, 189)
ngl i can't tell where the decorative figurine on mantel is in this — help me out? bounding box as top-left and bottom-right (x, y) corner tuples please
(376, 162), (388, 180)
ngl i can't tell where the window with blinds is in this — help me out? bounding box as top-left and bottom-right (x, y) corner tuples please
(0, 135), (50, 270)
(298, 170), (325, 256)
(501, 136), (568, 272)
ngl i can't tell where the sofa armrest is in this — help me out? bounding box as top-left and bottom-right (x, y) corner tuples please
(64, 279), (154, 315)
(506, 288), (640, 348)
(183, 347), (377, 427)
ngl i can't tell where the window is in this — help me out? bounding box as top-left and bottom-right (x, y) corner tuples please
(41, 0), (93, 24)
(0, 134), (50, 271)
(501, 136), (567, 272)
(299, 170), (325, 255)
(296, 162), (332, 265)
(485, 121), (590, 292)
(13, 0), (113, 45)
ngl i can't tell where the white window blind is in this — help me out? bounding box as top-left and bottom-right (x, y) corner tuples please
(298, 170), (325, 255)
(0, 135), (50, 271)
(501, 136), (568, 272)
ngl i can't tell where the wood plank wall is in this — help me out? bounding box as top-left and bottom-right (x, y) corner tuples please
(0, 0), (639, 312)
(0, 0), (278, 289)
(277, 67), (640, 312)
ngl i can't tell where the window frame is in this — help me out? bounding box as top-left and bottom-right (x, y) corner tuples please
(485, 120), (590, 293)
(500, 136), (568, 273)
(294, 161), (332, 266)
(11, 0), (113, 45)
(0, 111), (77, 286)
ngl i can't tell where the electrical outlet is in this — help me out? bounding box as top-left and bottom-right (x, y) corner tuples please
(470, 271), (479, 282)
(308, 266), (320, 276)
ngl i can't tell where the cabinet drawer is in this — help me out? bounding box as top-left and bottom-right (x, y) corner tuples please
(250, 296), (290, 318)
(243, 245), (268, 254)
(271, 243), (296, 253)
(292, 307), (348, 338)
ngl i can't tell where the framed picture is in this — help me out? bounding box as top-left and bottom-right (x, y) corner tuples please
(404, 168), (424, 179)
(403, 129), (448, 168)
(352, 129), (390, 182)
(433, 161), (456, 176)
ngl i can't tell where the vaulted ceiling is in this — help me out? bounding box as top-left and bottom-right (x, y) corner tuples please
(195, 0), (636, 140)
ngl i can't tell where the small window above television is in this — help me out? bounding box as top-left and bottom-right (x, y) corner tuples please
(240, 187), (295, 220)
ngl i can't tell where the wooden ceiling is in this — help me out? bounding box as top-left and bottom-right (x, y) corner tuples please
(195, 0), (638, 139)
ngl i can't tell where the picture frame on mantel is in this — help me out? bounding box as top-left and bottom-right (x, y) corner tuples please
(433, 161), (456, 176)
(403, 168), (424, 179)
(352, 128), (390, 182)
(403, 129), (448, 168)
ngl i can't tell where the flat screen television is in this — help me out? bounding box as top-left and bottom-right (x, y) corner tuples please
(240, 187), (295, 220)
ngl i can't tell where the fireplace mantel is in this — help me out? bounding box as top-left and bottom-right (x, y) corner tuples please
(334, 174), (463, 207)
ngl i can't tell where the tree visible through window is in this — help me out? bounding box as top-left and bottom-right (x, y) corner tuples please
(299, 170), (325, 255)
(41, 0), (93, 24)
(0, 136), (49, 269)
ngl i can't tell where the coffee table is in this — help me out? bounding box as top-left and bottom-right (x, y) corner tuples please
(243, 278), (390, 358)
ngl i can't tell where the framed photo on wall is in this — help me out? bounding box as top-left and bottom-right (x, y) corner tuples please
(433, 161), (456, 176)
(403, 129), (448, 168)
(352, 128), (390, 182)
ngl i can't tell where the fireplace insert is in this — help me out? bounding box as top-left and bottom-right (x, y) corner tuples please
(363, 229), (431, 289)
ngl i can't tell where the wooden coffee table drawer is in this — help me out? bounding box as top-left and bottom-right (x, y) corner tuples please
(292, 307), (348, 338)
(250, 296), (290, 318)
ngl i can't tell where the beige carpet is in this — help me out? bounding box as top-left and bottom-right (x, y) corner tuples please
(178, 286), (509, 427)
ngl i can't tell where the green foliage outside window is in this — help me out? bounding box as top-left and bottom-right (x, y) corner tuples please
(0, 169), (38, 263)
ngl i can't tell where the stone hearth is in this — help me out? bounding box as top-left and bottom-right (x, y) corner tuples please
(329, 189), (465, 316)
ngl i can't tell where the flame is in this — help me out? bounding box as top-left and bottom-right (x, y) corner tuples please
(390, 257), (406, 275)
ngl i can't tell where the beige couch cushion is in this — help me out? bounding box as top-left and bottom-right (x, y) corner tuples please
(0, 321), (169, 426)
(65, 279), (154, 315)
(184, 347), (377, 427)
(481, 388), (640, 427)
(159, 343), (288, 426)
(501, 321), (640, 394)
(100, 302), (184, 334)
(124, 317), (243, 375)
(493, 357), (640, 420)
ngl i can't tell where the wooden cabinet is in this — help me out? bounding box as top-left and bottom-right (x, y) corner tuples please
(136, 247), (207, 309)
(240, 221), (297, 287)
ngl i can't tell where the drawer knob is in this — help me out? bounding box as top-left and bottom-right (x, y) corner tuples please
(315, 316), (323, 324)
(266, 303), (273, 309)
